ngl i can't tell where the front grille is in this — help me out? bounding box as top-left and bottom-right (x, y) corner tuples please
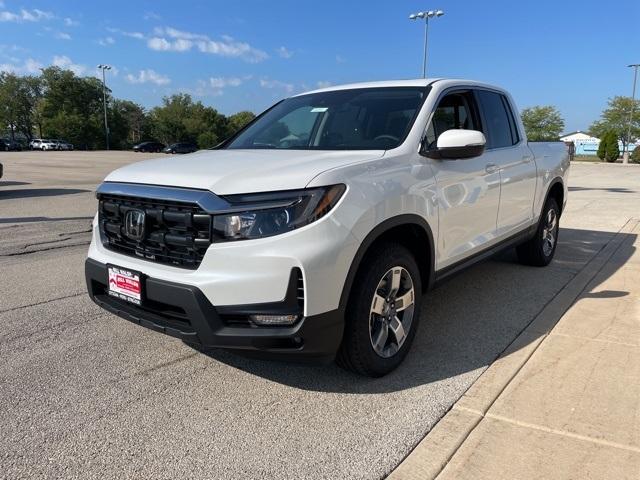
(98, 193), (213, 269)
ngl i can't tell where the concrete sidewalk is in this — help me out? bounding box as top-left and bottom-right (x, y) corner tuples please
(390, 219), (640, 480)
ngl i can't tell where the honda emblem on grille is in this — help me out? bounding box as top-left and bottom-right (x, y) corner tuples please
(124, 209), (146, 241)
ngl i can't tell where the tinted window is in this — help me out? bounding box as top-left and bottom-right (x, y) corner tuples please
(226, 87), (429, 150)
(476, 90), (515, 149)
(425, 91), (481, 149)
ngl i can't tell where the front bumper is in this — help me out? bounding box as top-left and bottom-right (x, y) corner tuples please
(85, 258), (344, 361)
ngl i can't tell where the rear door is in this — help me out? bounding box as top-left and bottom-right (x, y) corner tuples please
(475, 89), (537, 236)
(425, 89), (501, 269)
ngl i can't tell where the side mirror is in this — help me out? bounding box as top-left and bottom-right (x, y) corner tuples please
(422, 129), (486, 160)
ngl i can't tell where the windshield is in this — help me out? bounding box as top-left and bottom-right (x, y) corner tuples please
(226, 87), (429, 150)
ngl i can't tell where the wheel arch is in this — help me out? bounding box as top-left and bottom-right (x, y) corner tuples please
(545, 177), (565, 216)
(339, 215), (435, 311)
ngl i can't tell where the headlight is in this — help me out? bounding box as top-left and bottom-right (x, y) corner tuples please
(212, 184), (346, 242)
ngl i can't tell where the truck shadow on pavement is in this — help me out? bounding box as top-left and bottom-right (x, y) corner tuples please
(197, 227), (635, 394)
(0, 188), (89, 200)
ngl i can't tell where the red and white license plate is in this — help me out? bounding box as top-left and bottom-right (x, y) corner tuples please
(107, 265), (142, 305)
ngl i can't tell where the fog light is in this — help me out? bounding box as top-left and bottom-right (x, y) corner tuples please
(250, 314), (299, 326)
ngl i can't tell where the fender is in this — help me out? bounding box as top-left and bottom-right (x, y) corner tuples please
(338, 214), (436, 311)
(543, 177), (566, 216)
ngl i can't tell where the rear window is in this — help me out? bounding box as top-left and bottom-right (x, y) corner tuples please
(476, 90), (518, 149)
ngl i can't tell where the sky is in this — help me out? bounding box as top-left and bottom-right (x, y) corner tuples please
(1, 0), (639, 132)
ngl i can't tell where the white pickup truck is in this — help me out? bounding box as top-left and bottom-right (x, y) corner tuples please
(86, 79), (569, 377)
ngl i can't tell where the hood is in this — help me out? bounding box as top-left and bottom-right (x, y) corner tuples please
(105, 149), (385, 195)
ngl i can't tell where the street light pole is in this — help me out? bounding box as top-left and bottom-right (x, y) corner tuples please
(409, 10), (444, 78)
(97, 64), (111, 151)
(623, 63), (639, 164)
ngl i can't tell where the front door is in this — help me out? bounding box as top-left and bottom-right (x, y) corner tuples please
(425, 90), (500, 270)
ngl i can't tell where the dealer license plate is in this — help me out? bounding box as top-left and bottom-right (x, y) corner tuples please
(107, 265), (143, 305)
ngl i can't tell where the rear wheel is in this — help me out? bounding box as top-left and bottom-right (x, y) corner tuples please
(516, 197), (560, 266)
(337, 243), (422, 377)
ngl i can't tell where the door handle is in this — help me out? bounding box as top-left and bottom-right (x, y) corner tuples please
(485, 163), (498, 174)
(522, 155), (533, 163)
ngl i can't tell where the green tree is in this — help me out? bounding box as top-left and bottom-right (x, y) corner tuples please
(521, 105), (565, 141)
(597, 130), (620, 162)
(39, 67), (105, 148)
(109, 100), (149, 148)
(226, 111), (255, 138)
(149, 94), (228, 148)
(590, 96), (640, 154)
(630, 145), (640, 164)
(0, 72), (42, 141)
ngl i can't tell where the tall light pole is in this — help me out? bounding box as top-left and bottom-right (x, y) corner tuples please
(623, 63), (639, 164)
(97, 64), (112, 150)
(409, 10), (444, 78)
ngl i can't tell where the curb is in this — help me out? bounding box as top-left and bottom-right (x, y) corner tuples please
(388, 218), (639, 480)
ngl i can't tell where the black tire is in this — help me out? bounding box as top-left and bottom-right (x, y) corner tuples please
(516, 197), (560, 266)
(337, 242), (423, 377)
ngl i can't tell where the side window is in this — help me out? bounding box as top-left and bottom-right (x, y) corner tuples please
(425, 91), (481, 149)
(476, 90), (516, 149)
(502, 96), (520, 144)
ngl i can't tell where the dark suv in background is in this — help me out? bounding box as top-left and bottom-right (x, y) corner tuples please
(1, 139), (23, 151)
(163, 142), (198, 154)
(133, 141), (165, 153)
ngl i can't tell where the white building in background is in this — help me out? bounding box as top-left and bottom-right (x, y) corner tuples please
(559, 130), (637, 156)
(560, 130), (600, 156)
(559, 131), (600, 143)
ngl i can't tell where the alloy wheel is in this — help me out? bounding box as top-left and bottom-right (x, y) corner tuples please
(542, 208), (558, 257)
(369, 266), (415, 358)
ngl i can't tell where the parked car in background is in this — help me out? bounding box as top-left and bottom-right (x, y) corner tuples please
(86, 79), (569, 377)
(163, 142), (198, 154)
(57, 140), (74, 151)
(29, 139), (59, 150)
(133, 141), (165, 153)
(29, 139), (44, 150)
(1, 139), (23, 151)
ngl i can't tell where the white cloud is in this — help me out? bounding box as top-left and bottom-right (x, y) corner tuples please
(52, 55), (86, 75)
(107, 27), (145, 39)
(147, 26), (268, 63)
(126, 69), (170, 85)
(276, 46), (293, 59)
(98, 36), (115, 46)
(0, 8), (53, 22)
(147, 37), (171, 51)
(0, 57), (42, 74)
(144, 11), (161, 21)
(64, 17), (79, 27)
(158, 26), (207, 41)
(260, 78), (295, 94)
(55, 32), (72, 40)
(208, 76), (245, 88)
(316, 81), (332, 89)
(147, 36), (192, 52)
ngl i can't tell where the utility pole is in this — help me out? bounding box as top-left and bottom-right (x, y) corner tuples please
(623, 64), (639, 164)
(97, 64), (112, 150)
(409, 10), (444, 78)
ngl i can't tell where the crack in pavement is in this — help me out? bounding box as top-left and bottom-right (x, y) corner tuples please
(0, 292), (85, 314)
(0, 239), (91, 257)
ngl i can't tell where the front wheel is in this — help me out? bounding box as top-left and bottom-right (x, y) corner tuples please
(517, 197), (560, 266)
(337, 243), (422, 377)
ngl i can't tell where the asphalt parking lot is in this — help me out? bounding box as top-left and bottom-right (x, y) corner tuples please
(1, 152), (639, 479)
